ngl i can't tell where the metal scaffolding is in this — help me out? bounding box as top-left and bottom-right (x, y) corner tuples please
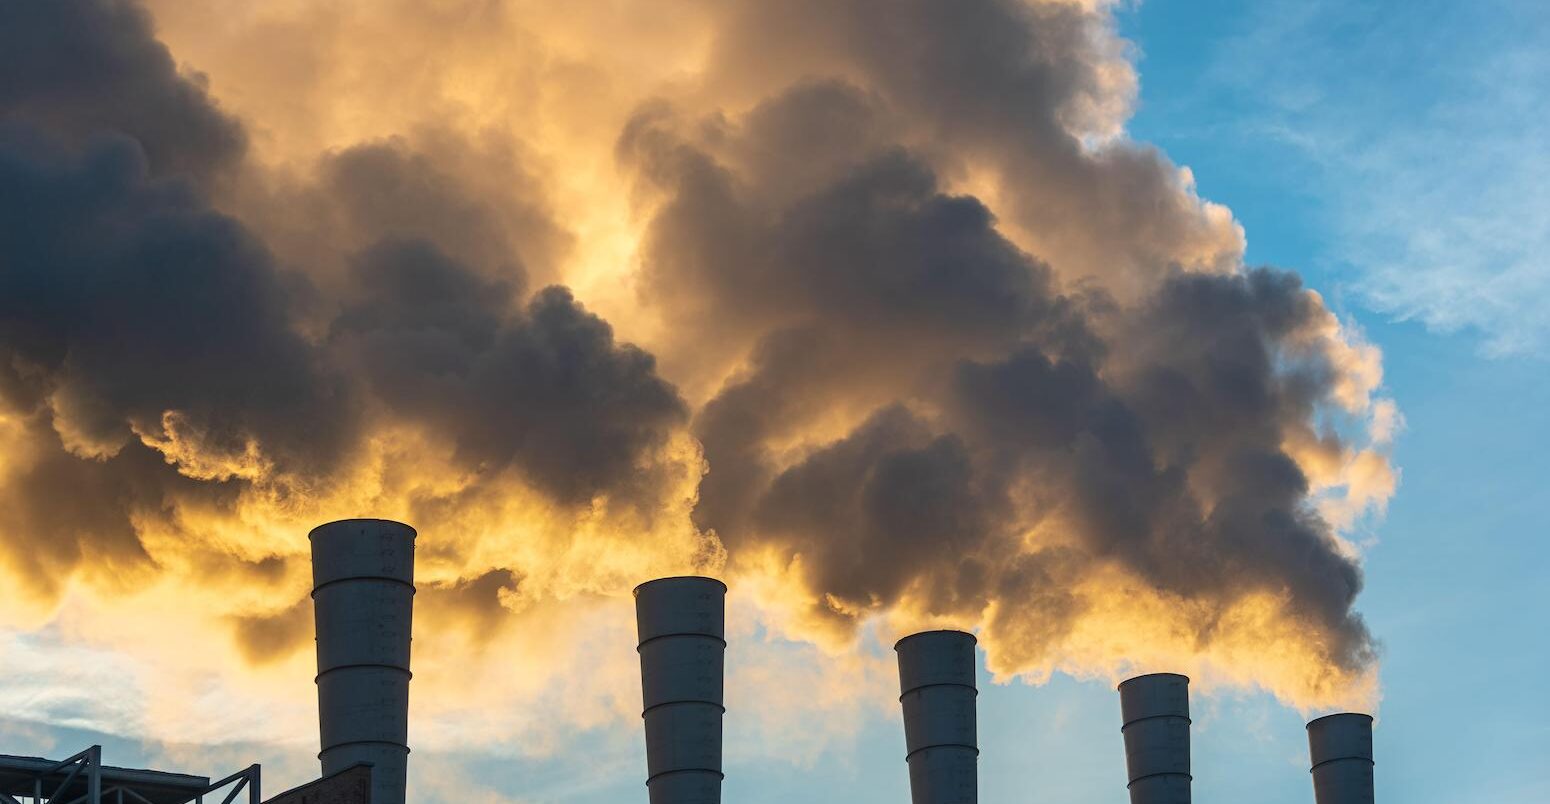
(0, 748), (258, 804)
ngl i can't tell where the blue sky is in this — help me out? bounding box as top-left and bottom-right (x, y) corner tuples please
(2, 2), (1546, 802)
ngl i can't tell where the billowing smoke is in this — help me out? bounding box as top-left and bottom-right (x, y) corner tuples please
(623, 79), (1385, 699)
(0, 0), (1394, 747)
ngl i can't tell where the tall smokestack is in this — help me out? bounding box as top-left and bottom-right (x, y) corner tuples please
(894, 630), (978, 804)
(1307, 713), (1375, 804)
(1118, 673), (1191, 804)
(634, 576), (727, 804)
(310, 518), (416, 804)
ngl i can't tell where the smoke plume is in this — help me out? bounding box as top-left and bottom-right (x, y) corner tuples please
(0, 0), (1395, 751)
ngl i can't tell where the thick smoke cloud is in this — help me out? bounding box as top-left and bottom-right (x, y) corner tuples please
(0, 0), (1395, 732)
(0, 0), (245, 181)
(0, 0), (701, 649)
(621, 28), (1386, 697)
(334, 238), (687, 504)
(315, 137), (572, 289)
(0, 130), (349, 468)
(702, 0), (1243, 292)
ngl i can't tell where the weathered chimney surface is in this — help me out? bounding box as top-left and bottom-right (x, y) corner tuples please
(634, 576), (727, 804)
(895, 630), (978, 804)
(310, 519), (416, 804)
(1308, 713), (1375, 804)
(1118, 673), (1191, 804)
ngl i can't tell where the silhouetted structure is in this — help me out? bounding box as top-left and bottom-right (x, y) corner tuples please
(1119, 673), (1192, 804)
(310, 519), (416, 804)
(633, 576), (727, 804)
(0, 749), (258, 804)
(1308, 713), (1376, 804)
(262, 763), (371, 804)
(895, 630), (979, 804)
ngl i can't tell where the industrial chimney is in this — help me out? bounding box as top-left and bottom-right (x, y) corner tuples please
(894, 630), (978, 804)
(310, 519), (416, 804)
(634, 576), (727, 804)
(1307, 713), (1375, 804)
(1117, 673), (1191, 804)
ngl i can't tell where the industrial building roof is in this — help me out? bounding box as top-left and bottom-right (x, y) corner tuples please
(0, 754), (211, 804)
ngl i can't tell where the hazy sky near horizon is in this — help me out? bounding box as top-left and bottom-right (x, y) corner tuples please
(0, 1), (1545, 802)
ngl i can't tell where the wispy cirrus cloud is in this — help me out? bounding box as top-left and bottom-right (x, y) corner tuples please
(1203, 0), (1550, 356)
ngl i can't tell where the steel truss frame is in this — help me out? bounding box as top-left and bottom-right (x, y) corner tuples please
(0, 747), (259, 804)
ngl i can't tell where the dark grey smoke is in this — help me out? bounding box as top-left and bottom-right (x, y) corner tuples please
(0, 0), (688, 647)
(319, 138), (571, 288)
(704, 0), (1243, 289)
(0, 0), (245, 181)
(333, 237), (687, 504)
(0, 128), (351, 467)
(622, 72), (1375, 674)
(0, 0), (1380, 689)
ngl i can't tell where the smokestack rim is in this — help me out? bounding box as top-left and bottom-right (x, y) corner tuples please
(308, 517), (419, 540)
(1116, 671), (1190, 692)
(1306, 711), (1375, 774)
(309, 518), (417, 595)
(1305, 712), (1374, 730)
(632, 575), (727, 596)
(1118, 671), (1191, 730)
(891, 628), (977, 652)
(634, 575), (728, 648)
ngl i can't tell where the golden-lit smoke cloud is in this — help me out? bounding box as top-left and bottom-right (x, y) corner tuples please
(0, 0), (1394, 762)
